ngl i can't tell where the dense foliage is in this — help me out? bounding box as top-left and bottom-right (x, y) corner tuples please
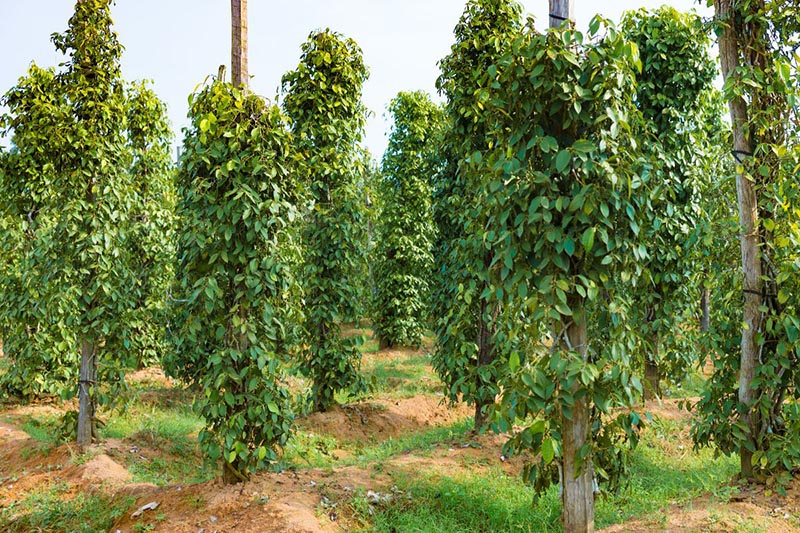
(692, 0), (800, 483)
(0, 0), (175, 444)
(620, 7), (719, 397)
(373, 91), (442, 348)
(282, 29), (370, 411)
(481, 12), (648, 490)
(170, 80), (300, 482)
(432, 0), (523, 430)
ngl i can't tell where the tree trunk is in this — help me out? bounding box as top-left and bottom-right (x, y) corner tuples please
(644, 306), (660, 401)
(474, 258), (498, 432)
(76, 338), (96, 450)
(561, 296), (594, 533)
(231, 0), (248, 88)
(644, 331), (660, 401)
(716, 0), (760, 479)
(700, 285), (710, 333)
(222, 304), (250, 484)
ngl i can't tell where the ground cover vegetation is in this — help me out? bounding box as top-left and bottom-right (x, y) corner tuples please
(2, 0), (800, 531)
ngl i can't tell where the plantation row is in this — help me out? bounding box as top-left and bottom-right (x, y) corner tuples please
(1, 0), (799, 531)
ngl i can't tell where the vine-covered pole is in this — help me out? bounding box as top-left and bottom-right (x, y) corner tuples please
(549, 1), (594, 531)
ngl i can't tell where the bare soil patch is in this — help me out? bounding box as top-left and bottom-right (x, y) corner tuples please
(297, 395), (471, 443)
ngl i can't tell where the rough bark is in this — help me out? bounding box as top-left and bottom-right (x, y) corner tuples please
(231, 0), (248, 89)
(561, 296), (594, 533)
(715, 0), (760, 479)
(700, 285), (710, 333)
(644, 331), (661, 401)
(76, 338), (96, 450)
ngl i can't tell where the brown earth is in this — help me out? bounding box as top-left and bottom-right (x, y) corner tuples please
(3, 381), (800, 531)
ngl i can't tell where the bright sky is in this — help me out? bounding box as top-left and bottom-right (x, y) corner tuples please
(0, 1), (712, 159)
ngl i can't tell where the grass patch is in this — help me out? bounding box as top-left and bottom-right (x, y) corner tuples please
(351, 468), (559, 532)
(349, 416), (738, 532)
(100, 399), (213, 485)
(20, 415), (61, 446)
(596, 418), (738, 527)
(102, 402), (202, 441)
(0, 482), (133, 533)
(283, 417), (474, 470)
(366, 355), (441, 398)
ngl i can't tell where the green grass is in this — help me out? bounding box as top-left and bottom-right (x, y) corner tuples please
(348, 417), (739, 532)
(365, 355), (441, 397)
(101, 401), (213, 485)
(20, 415), (61, 446)
(283, 417), (474, 470)
(351, 468), (559, 532)
(102, 401), (202, 441)
(0, 482), (133, 533)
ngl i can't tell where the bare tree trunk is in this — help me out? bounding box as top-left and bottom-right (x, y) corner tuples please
(716, 0), (760, 479)
(644, 331), (660, 401)
(561, 296), (594, 533)
(700, 285), (710, 333)
(77, 338), (96, 450)
(231, 0), (248, 89)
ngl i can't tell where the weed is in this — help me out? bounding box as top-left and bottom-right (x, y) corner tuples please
(0, 482), (133, 533)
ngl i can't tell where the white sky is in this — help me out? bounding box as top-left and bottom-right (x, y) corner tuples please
(0, 1), (713, 159)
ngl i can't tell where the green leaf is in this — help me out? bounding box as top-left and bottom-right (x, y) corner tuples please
(581, 227), (596, 254)
(555, 150), (571, 173)
(542, 437), (555, 464)
(572, 139), (595, 153)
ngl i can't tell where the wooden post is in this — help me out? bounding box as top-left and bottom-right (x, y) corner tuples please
(644, 331), (661, 400)
(715, 0), (760, 479)
(549, 0), (574, 27)
(231, 0), (248, 88)
(700, 285), (710, 333)
(76, 339), (96, 449)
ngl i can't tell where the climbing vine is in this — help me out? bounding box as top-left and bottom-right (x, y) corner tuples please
(691, 0), (800, 483)
(0, 0), (174, 446)
(171, 80), (300, 482)
(282, 29), (370, 411)
(432, 0), (524, 431)
(620, 7), (719, 398)
(373, 91), (442, 348)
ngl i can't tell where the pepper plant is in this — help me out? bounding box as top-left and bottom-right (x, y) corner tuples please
(170, 80), (300, 483)
(373, 91), (442, 348)
(282, 29), (370, 411)
(620, 7), (719, 398)
(432, 0), (524, 431)
(692, 0), (800, 483)
(474, 16), (649, 529)
(0, 0), (174, 448)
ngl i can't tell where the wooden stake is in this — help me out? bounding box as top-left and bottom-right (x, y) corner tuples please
(231, 0), (248, 88)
